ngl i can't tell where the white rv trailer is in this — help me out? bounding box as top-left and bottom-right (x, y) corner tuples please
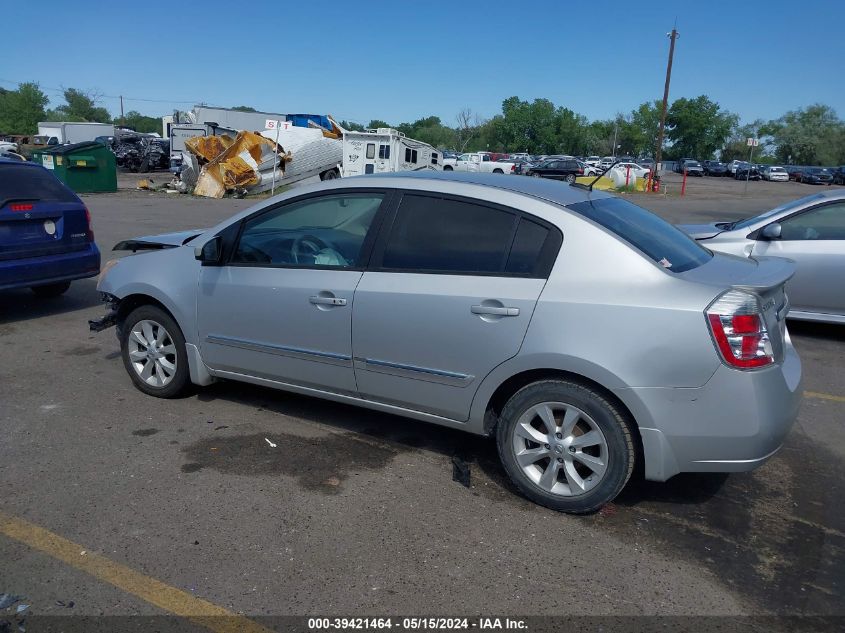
(340, 128), (441, 177)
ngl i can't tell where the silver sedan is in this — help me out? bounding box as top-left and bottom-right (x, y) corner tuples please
(92, 173), (802, 513)
(679, 190), (845, 324)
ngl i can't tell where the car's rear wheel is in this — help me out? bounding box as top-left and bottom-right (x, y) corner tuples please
(443, 165), (453, 171)
(493, 168), (504, 174)
(531, 172), (541, 178)
(30, 281), (71, 298)
(121, 305), (189, 398)
(565, 174), (576, 183)
(320, 168), (339, 180)
(496, 380), (635, 514)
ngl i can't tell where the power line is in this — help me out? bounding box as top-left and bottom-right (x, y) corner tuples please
(0, 78), (199, 104)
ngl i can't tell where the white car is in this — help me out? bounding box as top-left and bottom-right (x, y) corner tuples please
(584, 155), (601, 167)
(598, 156), (615, 171)
(613, 162), (652, 179)
(762, 166), (789, 182)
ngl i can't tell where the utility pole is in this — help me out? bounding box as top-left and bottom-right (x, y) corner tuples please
(655, 25), (679, 184)
(119, 95), (124, 127)
(612, 118), (619, 159)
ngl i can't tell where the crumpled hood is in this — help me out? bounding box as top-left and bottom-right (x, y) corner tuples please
(113, 229), (206, 251)
(677, 223), (723, 240)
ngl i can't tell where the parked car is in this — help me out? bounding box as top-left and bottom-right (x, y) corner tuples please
(734, 163), (761, 181)
(726, 160), (744, 176)
(0, 159), (100, 296)
(761, 166), (789, 182)
(702, 160), (728, 176)
(679, 190), (844, 323)
(611, 162), (651, 180)
(91, 172), (801, 513)
(638, 157), (655, 171)
(584, 155), (601, 167)
(832, 166), (845, 185)
(680, 160), (704, 176)
(598, 156), (615, 171)
(442, 152), (516, 174)
(787, 166), (805, 181)
(798, 167), (833, 185)
(524, 157), (584, 182)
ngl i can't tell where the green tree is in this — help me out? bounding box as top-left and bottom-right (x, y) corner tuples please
(231, 105), (257, 112)
(46, 88), (111, 123)
(120, 110), (162, 134)
(665, 96), (737, 159)
(627, 100), (662, 157)
(338, 120), (365, 131)
(0, 82), (49, 134)
(766, 104), (845, 165)
(367, 119), (390, 130)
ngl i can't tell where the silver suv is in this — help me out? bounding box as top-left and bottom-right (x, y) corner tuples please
(92, 173), (802, 513)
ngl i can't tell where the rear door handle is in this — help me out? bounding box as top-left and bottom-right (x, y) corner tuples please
(309, 296), (347, 306)
(471, 305), (519, 316)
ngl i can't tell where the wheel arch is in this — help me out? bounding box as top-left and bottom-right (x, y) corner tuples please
(470, 362), (646, 474)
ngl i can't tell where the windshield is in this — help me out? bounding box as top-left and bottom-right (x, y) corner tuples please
(568, 197), (712, 273)
(732, 193), (828, 230)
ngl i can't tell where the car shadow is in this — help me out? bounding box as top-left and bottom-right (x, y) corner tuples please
(192, 379), (733, 509)
(0, 277), (101, 325)
(787, 318), (845, 342)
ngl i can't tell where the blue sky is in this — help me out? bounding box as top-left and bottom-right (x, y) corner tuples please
(4, 1), (844, 126)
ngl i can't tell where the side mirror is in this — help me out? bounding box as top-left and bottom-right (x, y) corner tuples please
(761, 223), (782, 240)
(195, 236), (222, 264)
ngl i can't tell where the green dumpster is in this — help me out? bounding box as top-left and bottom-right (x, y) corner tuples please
(31, 141), (117, 193)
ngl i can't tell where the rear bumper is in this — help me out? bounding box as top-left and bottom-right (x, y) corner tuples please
(625, 341), (802, 482)
(0, 244), (100, 290)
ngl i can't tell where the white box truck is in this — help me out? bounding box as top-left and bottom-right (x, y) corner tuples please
(37, 122), (115, 144)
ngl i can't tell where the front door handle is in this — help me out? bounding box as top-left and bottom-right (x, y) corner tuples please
(309, 296), (347, 306)
(471, 305), (519, 317)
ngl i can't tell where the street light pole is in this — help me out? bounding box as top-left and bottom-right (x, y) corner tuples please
(655, 27), (679, 184)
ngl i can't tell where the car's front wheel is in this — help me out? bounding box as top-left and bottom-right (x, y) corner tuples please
(121, 305), (190, 398)
(496, 380), (635, 514)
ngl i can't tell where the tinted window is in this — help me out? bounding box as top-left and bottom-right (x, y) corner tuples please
(232, 193), (383, 267)
(0, 165), (78, 206)
(568, 197), (712, 273)
(382, 195), (517, 273)
(505, 219), (549, 274)
(378, 144), (390, 159)
(780, 203), (845, 240)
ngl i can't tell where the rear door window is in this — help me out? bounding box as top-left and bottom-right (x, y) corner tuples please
(378, 195), (559, 277)
(568, 197), (712, 273)
(0, 164), (79, 206)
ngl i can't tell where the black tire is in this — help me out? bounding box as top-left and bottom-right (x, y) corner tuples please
(139, 159), (150, 173)
(565, 173), (576, 183)
(31, 281), (71, 298)
(120, 305), (190, 398)
(496, 379), (636, 514)
(493, 168), (504, 174)
(320, 168), (339, 180)
(443, 165), (453, 171)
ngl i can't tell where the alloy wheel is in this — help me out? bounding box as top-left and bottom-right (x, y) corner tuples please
(511, 401), (609, 496)
(127, 319), (178, 388)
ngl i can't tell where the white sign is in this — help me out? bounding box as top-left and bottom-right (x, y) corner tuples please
(746, 138), (759, 147)
(265, 119), (280, 130)
(41, 154), (54, 170)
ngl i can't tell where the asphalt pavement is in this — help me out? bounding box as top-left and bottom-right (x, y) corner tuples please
(1, 173), (843, 630)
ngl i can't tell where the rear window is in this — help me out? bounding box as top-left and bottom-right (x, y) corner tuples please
(568, 197), (712, 273)
(0, 164), (78, 206)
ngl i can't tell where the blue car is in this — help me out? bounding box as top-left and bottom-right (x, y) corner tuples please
(0, 159), (100, 296)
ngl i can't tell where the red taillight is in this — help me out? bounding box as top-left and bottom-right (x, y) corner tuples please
(578, 168), (584, 174)
(85, 207), (95, 242)
(510, 164), (515, 172)
(9, 203), (33, 212)
(706, 291), (774, 369)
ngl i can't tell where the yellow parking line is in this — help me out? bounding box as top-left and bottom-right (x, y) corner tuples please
(0, 512), (274, 633)
(804, 390), (845, 403)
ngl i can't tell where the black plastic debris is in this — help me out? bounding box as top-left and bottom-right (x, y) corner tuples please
(451, 455), (471, 488)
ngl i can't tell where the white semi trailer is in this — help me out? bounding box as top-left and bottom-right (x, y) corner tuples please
(37, 122), (115, 144)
